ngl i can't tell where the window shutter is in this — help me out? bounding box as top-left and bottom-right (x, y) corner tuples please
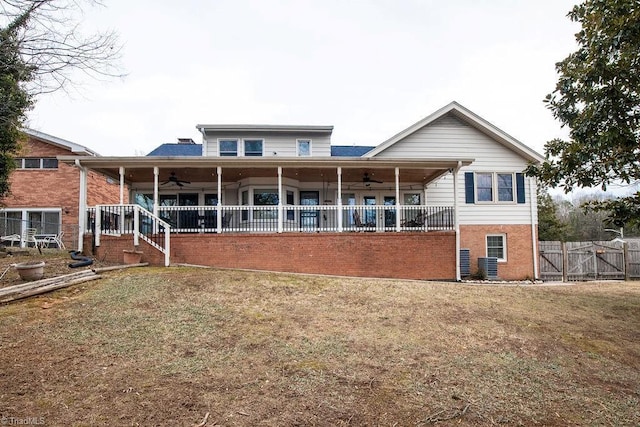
(464, 172), (475, 204)
(516, 173), (525, 203)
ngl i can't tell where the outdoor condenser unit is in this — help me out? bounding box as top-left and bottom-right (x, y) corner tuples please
(460, 249), (471, 277)
(478, 257), (498, 280)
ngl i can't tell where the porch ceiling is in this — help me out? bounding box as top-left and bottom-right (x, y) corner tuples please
(58, 156), (474, 186)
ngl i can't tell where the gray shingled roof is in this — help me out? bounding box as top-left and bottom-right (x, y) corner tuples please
(147, 144), (202, 156)
(330, 146), (375, 157)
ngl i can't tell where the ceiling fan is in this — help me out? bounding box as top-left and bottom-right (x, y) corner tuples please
(363, 172), (383, 186)
(161, 172), (190, 187)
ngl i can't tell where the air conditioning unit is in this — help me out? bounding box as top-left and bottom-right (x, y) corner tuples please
(478, 257), (498, 280)
(460, 249), (471, 277)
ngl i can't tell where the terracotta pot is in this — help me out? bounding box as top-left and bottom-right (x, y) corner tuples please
(15, 261), (45, 281)
(123, 250), (143, 264)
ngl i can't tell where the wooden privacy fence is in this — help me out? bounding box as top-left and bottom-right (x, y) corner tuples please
(539, 240), (640, 281)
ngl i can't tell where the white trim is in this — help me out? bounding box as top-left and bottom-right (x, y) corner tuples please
(486, 233), (507, 262)
(22, 128), (99, 156)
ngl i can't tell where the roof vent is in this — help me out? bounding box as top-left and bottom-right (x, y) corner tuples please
(177, 138), (195, 144)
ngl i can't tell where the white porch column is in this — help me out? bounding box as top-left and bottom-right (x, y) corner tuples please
(277, 167), (283, 233)
(119, 167), (125, 205)
(119, 166), (125, 232)
(77, 160), (87, 252)
(452, 162), (462, 281)
(337, 167), (343, 232)
(395, 167), (401, 232)
(217, 167), (222, 232)
(153, 167), (159, 217)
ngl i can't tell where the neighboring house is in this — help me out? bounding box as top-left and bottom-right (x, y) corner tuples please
(0, 129), (123, 249)
(59, 102), (543, 280)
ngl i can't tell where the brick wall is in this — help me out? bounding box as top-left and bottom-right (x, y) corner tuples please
(460, 224), (536, 280)
(2, 136), (123, 248)
(92, 232), (457, 280)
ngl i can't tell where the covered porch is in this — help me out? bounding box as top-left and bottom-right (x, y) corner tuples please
(64, 156), (472, 279)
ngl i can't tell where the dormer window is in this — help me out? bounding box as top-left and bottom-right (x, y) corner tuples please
(297, 139), (311, 156)
(219, 139), (238, 156)
(244, 139), (263, 156)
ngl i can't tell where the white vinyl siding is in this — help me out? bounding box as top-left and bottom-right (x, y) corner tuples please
(204, 132), (331, 156)
(374, 112), (535, 225)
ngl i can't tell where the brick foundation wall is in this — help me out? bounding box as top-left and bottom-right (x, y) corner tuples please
(90, 232), (457, 280)
(460, 224), (537, 280)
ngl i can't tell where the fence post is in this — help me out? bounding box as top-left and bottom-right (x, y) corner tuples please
(624, 241), (630, 281)
(562, 241), (568, 282)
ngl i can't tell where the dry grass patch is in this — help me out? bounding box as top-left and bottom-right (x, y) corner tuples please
(0, 265), (639, 426)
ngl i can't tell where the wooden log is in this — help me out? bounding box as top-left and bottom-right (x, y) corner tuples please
(91, 263), (149, 273)
(0, 275), (101, 303)
(0, 270), (95, 298)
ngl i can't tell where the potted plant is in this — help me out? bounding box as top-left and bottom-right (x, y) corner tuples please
(122, 248), (143, 264)
(15, 260), (45, 281)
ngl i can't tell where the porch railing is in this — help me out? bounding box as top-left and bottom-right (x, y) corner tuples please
(89, 204), (454, 235)
(89, 204), (171, 266)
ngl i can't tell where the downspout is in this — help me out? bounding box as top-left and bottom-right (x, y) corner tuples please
(453, 161), (462, 281)
(337, 167), (343, 232)
(76, 159), (87, 253)
(529, 177), (539, 279)
(119, 166), (125, 204)
(217, 167), (222, 232)
(277, 167), (283, 233)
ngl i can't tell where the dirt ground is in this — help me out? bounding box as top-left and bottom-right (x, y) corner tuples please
(0, 248), (116, 289)
(0, 253), (639, 426)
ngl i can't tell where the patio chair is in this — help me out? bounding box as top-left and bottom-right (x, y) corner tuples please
(41, 231), (65, 249)
(22, 228), (38, 248)
(221, 212), (233, 229)
(353, 210), (375, 229)
(401, 211), (426, 228)
(1, 233), (21, 246)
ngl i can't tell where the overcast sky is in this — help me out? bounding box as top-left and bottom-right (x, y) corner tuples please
(27, 0), (580, 157)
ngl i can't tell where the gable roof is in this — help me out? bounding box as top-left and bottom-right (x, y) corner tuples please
(147, 143), (203, 156)
(364, 101), (544, 163)
(331, 146), (375, 157)
(23, 128), (99, 156)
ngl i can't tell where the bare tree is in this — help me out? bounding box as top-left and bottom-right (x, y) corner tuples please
(0, 0), (124, 95)
(0, 0), (123, 198)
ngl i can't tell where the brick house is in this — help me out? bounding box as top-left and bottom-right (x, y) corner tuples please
(60, 102), (543, 280)
(0, 129), (124, 249)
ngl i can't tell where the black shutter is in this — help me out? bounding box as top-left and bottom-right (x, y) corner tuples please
(465, 172), (475, 204)
(516, 173), (525, 204)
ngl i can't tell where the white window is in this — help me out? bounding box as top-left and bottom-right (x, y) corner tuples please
(14, 158), (58, 169)
(219, 139), (238, 156)
(475, 172), (516, 203)
(244, 139), (263, 156)
(486, 234), (507, 261)
(497, 173), (514, 202)
(476, 173), (493, 202)
(297, 139), (311, 156)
